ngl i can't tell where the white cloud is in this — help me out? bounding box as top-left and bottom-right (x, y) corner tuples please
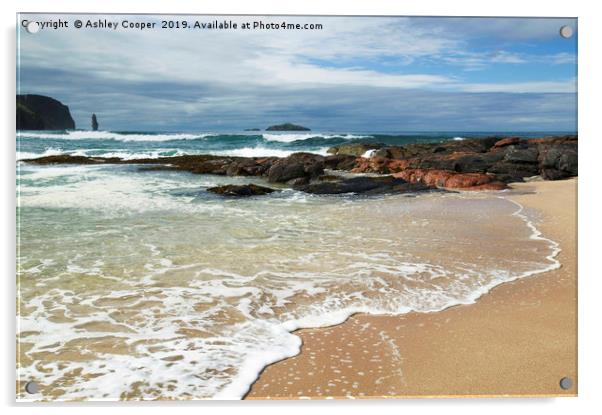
(455, 79), (576, 93)
(18, 14), (577, 96)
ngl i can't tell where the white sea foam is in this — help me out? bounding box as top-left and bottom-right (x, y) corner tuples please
(90, 150), (188, 160)
(212, 147), (296, 158)
(17, 147), (65, 160)
(452, 136), (466, 141)
(17, 146), (329, 161)
(17, 148), (195, 161)
(362, 149), (377, 158)
(17, 165), (237, 215)
(263, 133), (373, 143)
(17, 170), (563, 401)
(210, 147), (330, 158)
(18, 130), (215, 142)
(205, 196), (563, 400)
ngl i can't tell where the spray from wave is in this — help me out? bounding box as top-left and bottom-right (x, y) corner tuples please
(262, 133), (374, 143)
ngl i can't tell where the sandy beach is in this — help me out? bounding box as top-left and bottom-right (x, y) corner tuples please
(247, 178), (577, 399)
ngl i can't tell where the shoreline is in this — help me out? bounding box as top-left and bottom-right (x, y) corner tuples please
(246, 178), (577, 399)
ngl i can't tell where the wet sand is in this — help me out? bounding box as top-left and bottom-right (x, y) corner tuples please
(247, 178), (577, 399)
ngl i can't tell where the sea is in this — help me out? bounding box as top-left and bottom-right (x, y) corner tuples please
(16, 130), (565, 400)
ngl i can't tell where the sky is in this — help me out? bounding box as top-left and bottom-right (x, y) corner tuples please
(17, 14), (577, 132)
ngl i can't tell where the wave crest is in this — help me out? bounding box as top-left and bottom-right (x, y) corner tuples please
(18, 130), (216, 142)
(262, 133), (373, 143)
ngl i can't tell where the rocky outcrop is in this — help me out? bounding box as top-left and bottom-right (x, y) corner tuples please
(392, 169), (507, 191)
(350, 135), (577, 186)
(323, 154), (358, 171)
(207, 184), (276, 197)
(22, 135), (577, 193)
(265, 123), (310, 131)
(17, 94), (75, 130)
(294, 175), (434, 195)
(534, 136), (579, 180)
(329, 137), (499, 159)
(267, 152), (324, 185)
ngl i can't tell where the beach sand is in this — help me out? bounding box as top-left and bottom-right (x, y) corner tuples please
(247, 178), (577, 399)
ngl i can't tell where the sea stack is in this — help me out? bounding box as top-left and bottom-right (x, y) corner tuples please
(92, 114), (99, 131)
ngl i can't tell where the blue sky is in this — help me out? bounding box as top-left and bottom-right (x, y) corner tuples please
(17, 15), (577, 132)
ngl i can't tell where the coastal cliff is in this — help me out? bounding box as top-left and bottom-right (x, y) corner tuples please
(17, 94), (75, 130)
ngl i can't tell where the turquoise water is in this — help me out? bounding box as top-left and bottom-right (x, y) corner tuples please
(16, 129), (571, 161)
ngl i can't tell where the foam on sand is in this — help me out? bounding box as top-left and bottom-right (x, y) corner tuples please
(16, 166), (563, 401)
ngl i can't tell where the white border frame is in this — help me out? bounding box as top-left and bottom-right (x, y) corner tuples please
(2, 1), (600, 414)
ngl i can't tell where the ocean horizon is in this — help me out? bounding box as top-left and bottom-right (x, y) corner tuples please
(16, 129), (576, 161)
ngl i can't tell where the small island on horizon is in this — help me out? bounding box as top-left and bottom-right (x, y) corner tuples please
(265, 123), (311, 131)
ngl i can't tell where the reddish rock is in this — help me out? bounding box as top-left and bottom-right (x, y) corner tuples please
(392, 169), (507, 190)
(351, 156), (392, 174)
(444, 172), (494, 188)
(493, 136), (521, 148)
(351, 157), (415, 174)
(392, 169), (451, 187)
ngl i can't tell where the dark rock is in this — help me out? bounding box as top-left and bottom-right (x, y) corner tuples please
(349, 135), (577, 185)
(244, 128), (261, 131)
(266, 153), (324, 183)
(22, 154), (120, 164)
(323, 154), (358, 170)
(451, 152), (506, 173)
(538, 142), (578, 180)
(207, 184), (276, 197)
(488, 162), (540, 181)
(91, 114), (99, 131)
(387, 137), (500, 160)
(558, 152), (578, 175)
(331, 137), (500, 161)
(286, 177), (310, 186)
(294, 175), (433, 195)
(265, 123), (310, 131)
(503, 147), (539, 164)
(154, 155), (275, 176)
(17, 94), (75, 130)
(225, 158), (271, 176)
(23, 154), (277, 177)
